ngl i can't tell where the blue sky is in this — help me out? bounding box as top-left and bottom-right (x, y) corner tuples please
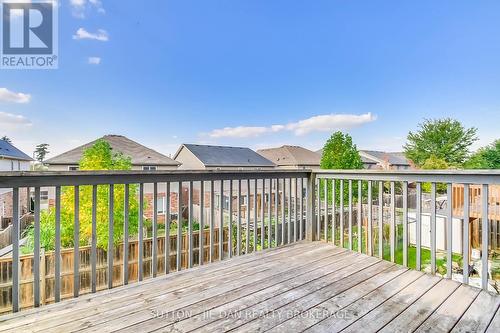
(1, 0), (500, 158)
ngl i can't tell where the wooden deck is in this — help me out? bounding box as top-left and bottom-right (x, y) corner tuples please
(0, 242), (499, 333)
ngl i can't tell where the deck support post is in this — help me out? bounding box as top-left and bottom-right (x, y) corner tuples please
(306, 172), (317, 241)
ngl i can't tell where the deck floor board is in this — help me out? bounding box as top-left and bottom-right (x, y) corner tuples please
(0, 242), (498, 333)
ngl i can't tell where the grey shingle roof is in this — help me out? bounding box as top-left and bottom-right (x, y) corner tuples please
(0, 140), (33, 161)
(45, 135), (180, 166)
(360, 150), (410, 166)
(257, 145), (320, 166)
(178, 144), (275, 167)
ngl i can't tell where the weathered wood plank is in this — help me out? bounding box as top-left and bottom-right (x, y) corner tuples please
(378, 279), (460, 333)
(305, 270), (424, 332)
(0, 242), (320, 329)
(210, 258), (387, 332)
(451, 290), (500, 333)
(415, 285), (480, 333)
(269, 265), (408, 332)
(486, 305), (500, 333)
(342, 274), (441, 333)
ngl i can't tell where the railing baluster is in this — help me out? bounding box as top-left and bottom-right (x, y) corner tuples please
(324, 179), (328, 242)
(12, 187), (19, 312)
(153, 183), (158, 276)
(229, 180), (233, 258)
(446, 183), (452, 279)
(177, 181), (182, 271)
(390, 181), (395, 263)
(378, 181), (383, 259)
(91, 186), (97, 291)
(358, 180), (362, 253)
(348, 179), (353, 250)
(188, 181), (193, 268)
(300, 178), (304, 241)
(332, 179), (336, 246)
(275, 178), (279, 245)
(237, 179), (242, 255)
(288, 178), (292, 244)
(430, 182), (437, 274)
(367, 181), (373, 256)
(463, 184), (470, 284)
(108, 184), (114, 289)
(123, 184), (129, 285)
(165, 182), (171, 273)
(220, 180), (224, 259)
(246, 179), (250, 253)
(199, 181), (204, 265)
(34, 187), (40, 307)
(210, 180), (215, 262)
(316, 177), (320, 242)
(74, 186), (80, 297)
(306, 173), (317, 241)
(340, 179), (344, 248)
(402, 181), (408, 267)
(293, 178), (299, 242)
(261, 179), (265, 249)
(482, 184), (489, 290)
(55, 186), (61, 302)
(284, 178), (288, 245)
(138, 183), (144, 280)
(253, 179), (258, 250)
(268, 178), (272, 246)
(416, 182), (422, 271)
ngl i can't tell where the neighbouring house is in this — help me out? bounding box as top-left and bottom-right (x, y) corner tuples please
(174, 144), (276, 170)
(0, 140), (32, 230)
(358, 150), (412, 170)
(0, 140), (32, 171)
(45, 135), (180, 171)
(44, 135), (181, 224)
(257, 145), (320, 169)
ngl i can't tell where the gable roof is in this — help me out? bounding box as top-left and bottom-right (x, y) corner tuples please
(0, 140), (33, 161)
(359, 150), (410, 166)
(257, 145), (320, 166)
(45, 135), (180, 166)
(175, 144), (275, 167)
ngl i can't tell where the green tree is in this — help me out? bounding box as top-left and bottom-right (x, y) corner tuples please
(465, 140), (500, 169)
(421, 155), (449, 192)
(23, 140), (140, 252)
(34, 143), (50, 163)
(320, 132), (363, 204)
(404, 118), (478, 167)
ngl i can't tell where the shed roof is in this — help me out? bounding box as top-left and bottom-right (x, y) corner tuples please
(175, 144), (275, 167)
(0, 140), (33, 161)
(257, 145), (320, 166)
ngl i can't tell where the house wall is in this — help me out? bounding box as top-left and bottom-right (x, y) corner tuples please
(175, 148), (205, 170)
(0, 158), (30, 171)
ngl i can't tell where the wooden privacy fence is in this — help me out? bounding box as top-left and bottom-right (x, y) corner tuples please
(0, 228), (229, 314)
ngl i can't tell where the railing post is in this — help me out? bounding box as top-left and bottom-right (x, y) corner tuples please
(306, 172), (317, 241)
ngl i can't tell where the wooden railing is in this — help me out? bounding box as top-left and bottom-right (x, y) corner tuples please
(0, 170), (309, 314)
(314, 170), (500, 293)
(1, 169), (500, 315)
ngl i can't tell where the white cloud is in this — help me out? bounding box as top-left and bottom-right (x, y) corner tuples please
(73, 28), (109, 41)
(0, 88), (31, 104)
(207, 112), (377, 138)
(70, 0), (105, 18)
(88, 56), (101, 65)
(0, 112), (32, 130)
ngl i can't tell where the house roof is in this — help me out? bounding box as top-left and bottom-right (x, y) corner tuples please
(257, 145), (320, 166)
(359, 150), (410, 166)
(0, 140), (33, 161)
(45, 135), (180, 166)
(175, 144), (275, 167)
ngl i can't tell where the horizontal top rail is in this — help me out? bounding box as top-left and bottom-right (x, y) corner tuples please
(314, 169), (500, 185)
(0, 170), (311, 187)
